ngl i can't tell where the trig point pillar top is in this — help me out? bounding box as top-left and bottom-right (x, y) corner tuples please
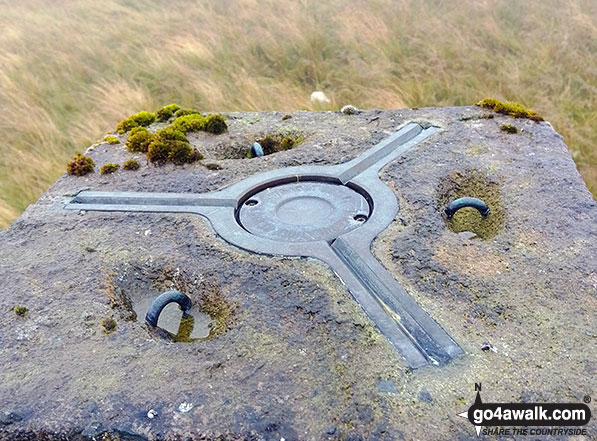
(1, 105), (595, 440)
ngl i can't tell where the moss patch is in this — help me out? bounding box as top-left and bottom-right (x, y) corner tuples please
(122, 159), (140, 171)
(100, 163), (120, 175)
(436, 169), (505, 239)
(126, 127), (154, 153)
(174, 108), (201, 118)
(203, 114), (227, 134)
(146, 127), (203, 165)
(172, 113), (227, 134)
(101, 317), (117, 334)
(172, 113), (205, 133)
(147, 127), (187, 164)
(115, 111), (156, 134)
(249, 132), (305, 158)
(13, 305), (28, 317)
(477, 98), (544, 122)
(147, 140), (171, 165)
(155, 104), (181, 122)
(66, 154), (94, 176)
(168, 141), (194, 165)
(104, 136), (120, 145)
(500, 124), (519, 134)
(459, 113), (494, 121)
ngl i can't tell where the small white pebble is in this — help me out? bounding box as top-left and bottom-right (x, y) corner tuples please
(458, 231), (477, 240)
(178, 402), (193, 413)
(147, 409), (157, 419)
(144, 229), (151, 236)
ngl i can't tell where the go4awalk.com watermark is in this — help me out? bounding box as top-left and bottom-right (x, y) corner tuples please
(457, 383), (592, 437)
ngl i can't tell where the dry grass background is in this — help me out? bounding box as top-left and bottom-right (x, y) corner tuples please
(0, 0), (595, 227)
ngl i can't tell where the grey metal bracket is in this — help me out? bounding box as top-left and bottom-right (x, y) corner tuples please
(64, 122), (463, 368)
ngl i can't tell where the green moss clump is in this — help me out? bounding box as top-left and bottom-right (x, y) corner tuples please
(66, 154), (94, 176)
(147, 127), (202, 165)
(281, 114), (292, 121)
(122, 159), (140, 170)
(101, 317), (117, 334)
(155, 104), (181, 122)
(280, 136), (295, 150)
(126, 127), (155, 153)
(13, 305), (28, 317)
(100, 163), (120, 174)
(174, 108), (201, 118)
(147, 127), (189, 164)
(104, 136), (120, 145)
(500, 124), (520, 134)
(253, 133), (303, 156)
(146, 140), (172, 165)
(476, 98), (544, 122)
(203, 114), (227, 134)
(115, 111), (156, 134)
(172, 114), (205, 133)
(168, 141), (194, 165)
(259, 135), (278, 155)
(155, 126), (188, 142)
(172, 113), (227, 134)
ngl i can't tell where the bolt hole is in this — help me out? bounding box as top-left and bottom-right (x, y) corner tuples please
(245, 199), (259, 206)
(354, 214), (368, 222)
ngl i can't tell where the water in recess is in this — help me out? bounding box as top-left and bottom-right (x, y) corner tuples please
(133, 297), (213, 340)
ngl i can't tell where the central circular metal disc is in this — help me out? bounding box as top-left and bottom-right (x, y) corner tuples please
(238, 181), (370, 243)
